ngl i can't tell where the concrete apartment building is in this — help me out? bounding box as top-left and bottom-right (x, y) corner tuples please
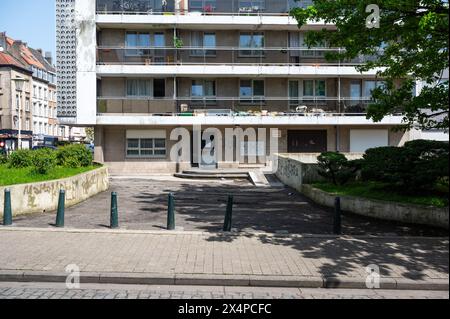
(57, 0), (417, 174)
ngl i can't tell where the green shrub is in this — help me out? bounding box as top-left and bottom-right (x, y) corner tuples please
(8, 149), (33, 168)
(361, 140), (449, 192)
(0, 153), (7, 165)
(57, 144), (93, 168)
(32, 148), (57, 174)
(317, 152), (359, 186)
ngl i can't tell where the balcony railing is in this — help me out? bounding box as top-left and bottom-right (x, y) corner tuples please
(96, 0), (313, 15)
(97, 47), (371, 66)
(96, 0), (176, 14)
(97, 97), (374, 115)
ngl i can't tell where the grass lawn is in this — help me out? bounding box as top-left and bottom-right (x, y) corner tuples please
(0, 165), (100, 187)
(312, 182), (449, 208)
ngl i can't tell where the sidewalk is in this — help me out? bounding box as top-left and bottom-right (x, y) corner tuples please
(0, 228), (448, 290)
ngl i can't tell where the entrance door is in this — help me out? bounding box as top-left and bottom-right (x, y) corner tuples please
(288, 130), (327, 153)
(190, 131), (218, 168)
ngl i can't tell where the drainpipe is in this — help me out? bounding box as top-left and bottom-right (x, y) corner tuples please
(335, 125), (340, 152)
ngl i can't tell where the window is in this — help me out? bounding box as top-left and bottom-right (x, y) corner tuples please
(16, 95), (20, 110)
(125, 32), (165, 60)
(289, 80), (300, 106)
(126, 31), (151, 56)
(126, 79), (152, 97)
(289, 0), (313, 10)
(364, 80), (387, 99)
(289, 33), (326, 59)
(239, 32), (264, 57)
(350, 80), (362, 106)
(126, 138), (167, 157)
(191, 80), (216, 103)
(33, 85), (37, 97)
(153, 79), (166, 98)
(191, 32), (216, 56)
(26, 119), (30, 131)
(303, 80), (326, 97)
(240, 80), (265, 103)
(25, 98), (30, 112)
(189, 0), (216, 12)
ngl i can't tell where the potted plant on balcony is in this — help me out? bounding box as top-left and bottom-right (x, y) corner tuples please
(173, 36), (184, 49)
(203, 4), (213, 14)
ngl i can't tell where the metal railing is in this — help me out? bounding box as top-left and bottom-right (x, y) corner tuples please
(97, 47), (373, 66)
(97, 97), (374, 115)
(96, 0), (313, 15)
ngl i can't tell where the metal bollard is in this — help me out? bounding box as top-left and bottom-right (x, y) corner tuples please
(3, 189), (12, 226)
(110, 192), (119, 229)
(167, 193), (175, 230)
(223, 195), (234, 232)
(55, 190), (65, 228)
(334, 197), (342, 235)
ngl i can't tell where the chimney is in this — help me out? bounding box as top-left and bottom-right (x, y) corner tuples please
(37, 48), (43, 55)
(45, 52), (53, 65)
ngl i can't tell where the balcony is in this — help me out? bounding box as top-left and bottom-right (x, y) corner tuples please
(96, 0), (312, 15)
(97, 97), (374, 116)
(97, 47), (366, 66)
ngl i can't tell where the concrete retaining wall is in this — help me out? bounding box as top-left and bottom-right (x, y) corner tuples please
(0, 166), (109, 217)
(275, 153), (365, 192)
(302, 185), (449, 229)
(275, 154), (323, 192)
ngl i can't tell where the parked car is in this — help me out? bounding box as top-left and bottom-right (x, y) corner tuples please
(32, 145), (57, 151)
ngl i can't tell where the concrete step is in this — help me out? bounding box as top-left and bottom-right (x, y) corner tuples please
(182, 169), (249, 175)
(174, 173), (249, 179)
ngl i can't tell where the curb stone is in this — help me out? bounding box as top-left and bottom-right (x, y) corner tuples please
(0, 271), (447, 291)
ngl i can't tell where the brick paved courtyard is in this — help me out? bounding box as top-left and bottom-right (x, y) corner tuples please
(11, 176), (448, 236)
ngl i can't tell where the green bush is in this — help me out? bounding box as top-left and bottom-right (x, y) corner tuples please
(32, 148), (57, 174)
(361, 140), (449, 192)
(0, 153), (7, 165)
(57, 144), (93, 168)
(8, 149), (33, 168)
(317, 152), (360, 186)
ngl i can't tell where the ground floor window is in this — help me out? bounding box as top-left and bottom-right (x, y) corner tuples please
(126, 130), (167, 158)
(127, 138), (166, 157)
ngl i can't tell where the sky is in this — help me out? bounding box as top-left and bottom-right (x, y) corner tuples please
(0, 0), (56, 59)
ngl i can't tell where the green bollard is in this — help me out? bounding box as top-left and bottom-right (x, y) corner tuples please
(110, 192), (119, 229)
(3, 189), (12, 226)
(167, 193), (175, 230)
(223, 195), (234, 232)
(55, 190), (65, 228)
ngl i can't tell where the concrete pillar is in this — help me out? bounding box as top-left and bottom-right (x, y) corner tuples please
(94, 126), (105, 163)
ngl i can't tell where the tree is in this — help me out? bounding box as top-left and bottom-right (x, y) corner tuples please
(291, 0), (449, 131)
